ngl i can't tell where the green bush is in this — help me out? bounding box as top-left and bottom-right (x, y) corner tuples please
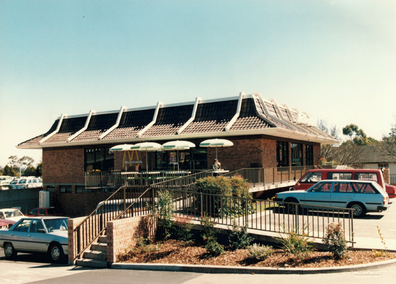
(205, 239), (224, 257)
(155, 190), (174, 240)
(322, 222), (348, 259)
(173, 215), (194, 242)
(248, 243), (273, 260)
(228, 222), (253, 250)
(200, 215), (224, 257)
(277, 225), (313, 260)
(194, 175), (255, 217)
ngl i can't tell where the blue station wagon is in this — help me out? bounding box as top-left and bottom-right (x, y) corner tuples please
(274, 180), (390, 218)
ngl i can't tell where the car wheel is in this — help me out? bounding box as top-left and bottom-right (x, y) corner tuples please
(4, 243), (17, 259)
(349, 203), (366, 218)
(284, 198), (299, 214)
(49, 243), (64, 263)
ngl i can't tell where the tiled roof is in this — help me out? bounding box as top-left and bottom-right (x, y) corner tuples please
(72, 113), (118, 142)
(17, 93), (339, 148)
(103, 109), (155, 140)
(44, 116), (87, 144)
(142, 105), (194, 137)
(181, 100), (238, 134)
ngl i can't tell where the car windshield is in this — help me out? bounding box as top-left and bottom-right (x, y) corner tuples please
(44, 218), (68, 232)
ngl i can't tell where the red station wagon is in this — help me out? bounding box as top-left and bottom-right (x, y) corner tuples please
(26, 207), (64, 217)
(291, 168), (396, 199)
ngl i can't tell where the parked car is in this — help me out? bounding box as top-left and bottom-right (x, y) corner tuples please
(26, 207), (64, 217)
(291, 168), (396, 198)
(0, 216), (69, 262)
(0, 176), (13, 190)
(275, 180), (390, 218)
(10, 177), (42, 189)
(0, 208), (24, 224)
(7, 178), (23, 190)
(0, 219), (16, 230)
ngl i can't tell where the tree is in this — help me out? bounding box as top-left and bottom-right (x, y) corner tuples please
(8, 155), (34, 177)
(342, 124), (377, 146)
(2, 165), (17, 176)
(35, 163), (42, 177)
(379, 121), (396, 158)
(23, 166), (37, 176)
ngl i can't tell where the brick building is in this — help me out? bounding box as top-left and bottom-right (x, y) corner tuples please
(18, 92), (337, 215)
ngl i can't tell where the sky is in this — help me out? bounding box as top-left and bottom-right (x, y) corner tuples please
(1, 0), (395, 167)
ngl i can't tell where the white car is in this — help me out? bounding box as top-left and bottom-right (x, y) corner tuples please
(0, 216), (69, 262)
(0, 176), (13, 190)
(274, 180), (390, 218)
(0, 208), (24, 223)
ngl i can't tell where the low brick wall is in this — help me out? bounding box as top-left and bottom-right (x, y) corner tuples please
(107, 215), (156, 263)
(67, 216), (87, 264)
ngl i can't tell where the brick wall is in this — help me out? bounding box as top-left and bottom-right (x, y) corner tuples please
(107, 215), (156, 263)
(43, 147), (85, 184)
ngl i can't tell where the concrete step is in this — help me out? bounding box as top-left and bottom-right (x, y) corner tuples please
(91, 242), (107, 252)
(98, 235), (107, 243)
(83, 250), (107, 261)
(76, 258), (108, 268)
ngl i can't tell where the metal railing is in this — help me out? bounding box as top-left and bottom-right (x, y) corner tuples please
(71, 185), (154, 259)
(85, 166), (314, 189)
(155, 186), (355, 244)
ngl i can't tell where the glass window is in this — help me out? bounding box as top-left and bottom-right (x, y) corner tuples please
(305, 145), (314, 166)
(59, 185), (72, 193)
(85, 147), (114, 172)
(333, 182), (354, 193)
(310, 182), (332, 192)
(291, 143), (302, 166)
(277, 141), (289, 167)
(13, 219), (32, 232)
(327, 172), (353, 180)
(352, 182), (378, 194)
(301, 172), (322, 183)
(356, 173), (379, 182)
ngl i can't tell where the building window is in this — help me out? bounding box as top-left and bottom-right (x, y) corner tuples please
(75, 186), (85, 193)
(277, 141), (289, 167)
(59, 185), (72, 194)
(291, 143), (302, 166)
(305, 145), (314, 166)
(85, 147), (114, 172)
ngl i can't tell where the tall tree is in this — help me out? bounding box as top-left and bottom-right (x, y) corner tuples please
(380, 121), (396, 157)
(342, 124), (377, 146)
(2, 165), (17, 176)
(8, 155), (34, 177)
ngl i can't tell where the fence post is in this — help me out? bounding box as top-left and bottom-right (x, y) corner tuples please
(200, 192), (203, 216)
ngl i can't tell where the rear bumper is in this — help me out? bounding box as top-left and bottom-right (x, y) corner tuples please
(377, 205), (389, 211)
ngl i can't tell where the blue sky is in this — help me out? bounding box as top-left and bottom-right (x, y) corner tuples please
(1, 0), (395, 167)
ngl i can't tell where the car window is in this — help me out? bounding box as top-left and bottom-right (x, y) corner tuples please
(309, 182), (332, 192)
(327, 172), (352, 180)
(332, 182), (354, 193)
(29, 209), (39, 216)
(39, 209), (46, 216)
(44, 218), (68, 232)
(29, 220), (44, 233)
(0, 212), (4, 218)
(13, 219), (32, 232)
(356, 173), (379, 182)
(300, 172), (322, 183)
(352, 183), (378, 194)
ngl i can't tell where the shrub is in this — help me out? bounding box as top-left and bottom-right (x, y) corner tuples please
(322, 222), (348, 259)
(194, 175), (255, 217)
(228, 221), (253, 250)
(277, 225), (313, 260)
(248, 243), (273, 261)
(200, 215), (224, 257)
(155, 190), (174, 240)
(173, 215), (194, 242)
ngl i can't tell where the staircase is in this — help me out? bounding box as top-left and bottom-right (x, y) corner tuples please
(76, 235), (108, 268)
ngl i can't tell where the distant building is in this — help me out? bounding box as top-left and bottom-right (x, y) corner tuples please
(18, 92), (338, 192)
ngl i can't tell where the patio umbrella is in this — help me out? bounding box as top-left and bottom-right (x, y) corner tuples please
(109, 144), (135, 171)
(109, 144), (135, 153)
(199, 138), (234, 161)
(130, 142), (162, 171)
(162, 140), (196, 171)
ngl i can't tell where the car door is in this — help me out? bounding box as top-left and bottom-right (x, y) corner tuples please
(25, 219), (48, 252)
(303, 182), (333, 207)
(330, 181), (355, 209)
(7, 219), (32, 251)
